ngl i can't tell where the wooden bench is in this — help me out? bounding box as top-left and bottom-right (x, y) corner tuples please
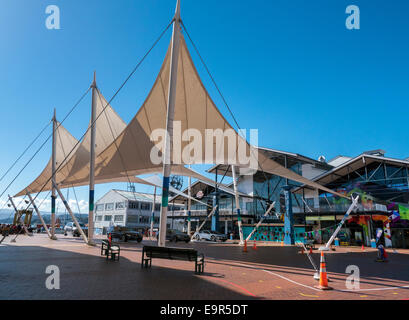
(141, 245), (204, 274)
(101, 239), (120, 261)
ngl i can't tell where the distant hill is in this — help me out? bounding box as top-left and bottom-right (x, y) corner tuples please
(0, 209), (88, 225)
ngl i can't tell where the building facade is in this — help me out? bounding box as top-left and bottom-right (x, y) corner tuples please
(94, 189), (183, 235)
(170, 179), (254, 235)
(178, 148), (409, 248)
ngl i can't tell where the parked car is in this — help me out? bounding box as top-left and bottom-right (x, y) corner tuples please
(108, 226), (143, 242)
(156, 229), (190, 243)
(65, 222), (88, 237)
(192, 230), (228, 242)
(64, 222), (75, 235)
(72, 225), (88, 237)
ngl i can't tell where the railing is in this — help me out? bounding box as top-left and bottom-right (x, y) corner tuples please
(167, 209), (249, 217)
(292, 202), (388, 214)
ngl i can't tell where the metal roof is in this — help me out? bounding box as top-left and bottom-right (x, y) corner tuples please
(298, 153), (409, 189)
(206, 146), (333, 176)
(112, 189), (158, 202)
(170, 178), (249, 203)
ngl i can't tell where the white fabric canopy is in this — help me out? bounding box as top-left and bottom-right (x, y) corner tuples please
(19, 33), (346, 200)
(15, 121), (79, 197)
(62, 34), (345, 198)
(15, 88), (126, 197)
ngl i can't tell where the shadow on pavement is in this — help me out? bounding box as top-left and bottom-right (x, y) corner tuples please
(0, 242), (259, 300)
(153, 241), (409, 290)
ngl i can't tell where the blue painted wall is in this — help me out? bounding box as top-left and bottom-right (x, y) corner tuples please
(243, 225), (306, 243)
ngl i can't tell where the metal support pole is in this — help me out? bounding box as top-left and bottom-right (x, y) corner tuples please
(320, 195), (359, 251)
(212, 167), (220, 232)
(51, 109), (57, 240)
(231, 165), (244, 245)
(158, 0), (181, 247)
(54, 184), (88, 243)
(187, 169), (192, 236)
(26, 191), (52, 238)
(246, 202), (275, 242)
(87, 72), (97, 246)
(150, 186), (157, 238)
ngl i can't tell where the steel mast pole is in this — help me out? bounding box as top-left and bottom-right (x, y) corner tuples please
(158, 0), (181, 247)
(187, 166), (192, 236)
(88, 72), (97, 246)
(51, 109), (57, 240)
(232, 165), (244, 245)
(150, 186), (157, 239)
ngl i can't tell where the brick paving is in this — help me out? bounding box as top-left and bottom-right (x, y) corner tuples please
(0, 234), (408, 300)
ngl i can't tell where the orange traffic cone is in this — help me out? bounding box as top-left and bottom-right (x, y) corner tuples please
(252, 240), (257, 250)
(315, 251), (333, 290)
(309, 246), (313, 255)
(243, 240), (247, 252)
(361, 244), (365, 251)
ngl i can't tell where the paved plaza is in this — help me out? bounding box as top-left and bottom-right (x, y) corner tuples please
(0, 234), (408, 300)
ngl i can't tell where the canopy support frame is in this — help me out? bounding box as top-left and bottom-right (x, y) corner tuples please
(54, 183), (88, 244)
(231, 165), (244, 245)
(8, 195), (31, 237)
(26, 191), (52, 239)
(150, 186), (157, 238)
(191, 205), (218, 240)
(245, 201), (276, 242)
(51, 109), (57, 240)
(87, 72), (97, 246)
(158, 0), (181, 247)
(320, 195), (360, 251)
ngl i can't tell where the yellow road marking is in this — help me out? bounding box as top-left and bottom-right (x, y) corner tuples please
(242, 273), (246, 275)
(299, 293), (319, 298)
(275, 286), (281, 289)
(258, 280), (263, 283)
(360, 295), (368, 298)
(392, 292), (398, 295)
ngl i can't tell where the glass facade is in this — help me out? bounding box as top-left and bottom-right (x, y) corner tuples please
(247, 155), (409, 248)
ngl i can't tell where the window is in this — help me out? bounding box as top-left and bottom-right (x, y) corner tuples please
(96, 204), (104, 211)
(105, 203), (114, 211)
(140, 202), (151, 211)
(104, 215), (112, 222)
(140, 216), (150, 223)
(116, 202), (125, 210)
(114, 215), (124, 222)
(155, 203), (160, 211)
(96, 215), (102, 222)
(127, 215), (138, 223)
(128, 201), (139, 209)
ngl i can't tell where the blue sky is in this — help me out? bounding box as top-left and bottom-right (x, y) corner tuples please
(0, 0), (408, 212)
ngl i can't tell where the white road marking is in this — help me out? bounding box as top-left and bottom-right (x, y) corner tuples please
(262, 269), (321, 292)
(232, 261), (409, 293)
